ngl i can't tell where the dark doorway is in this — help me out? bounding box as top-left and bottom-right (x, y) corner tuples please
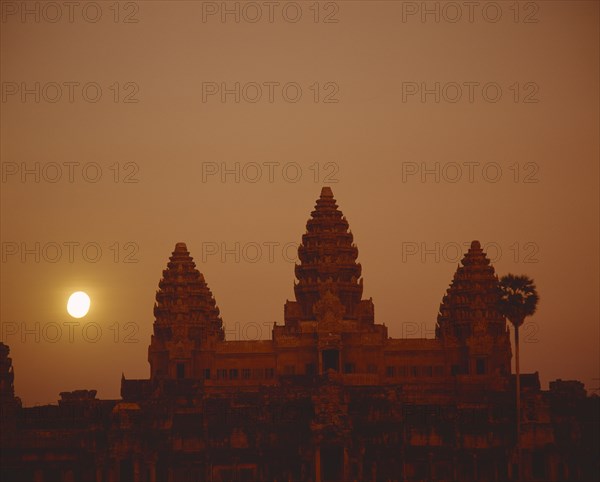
(120, 459), (133, 482)
(322, 350), (339, 372)
(476, 358), (486, 375)
(176, 363), (185, 379)
(321, 446), (344, 482)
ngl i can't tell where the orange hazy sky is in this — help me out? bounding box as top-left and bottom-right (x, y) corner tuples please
(1, 0), (598, 405)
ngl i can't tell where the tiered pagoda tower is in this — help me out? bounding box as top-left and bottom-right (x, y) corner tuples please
(285, 187), (374, 326)
(148, 242), (224, 380)
(436, 240), (511, 376)
(0, 343), (15, 402)
(0, 343), (20, 437)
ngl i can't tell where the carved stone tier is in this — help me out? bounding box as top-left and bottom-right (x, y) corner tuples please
(148, 243), (224, 379)
(436, 240), (506, 341)
(289, 187), (369, 322)
(152, 242), (223, 341)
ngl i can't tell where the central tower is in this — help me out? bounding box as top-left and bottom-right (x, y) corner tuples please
(284, 187), (375, 327)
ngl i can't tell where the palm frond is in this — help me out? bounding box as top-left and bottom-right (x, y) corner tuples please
(497, 274), (539, 327)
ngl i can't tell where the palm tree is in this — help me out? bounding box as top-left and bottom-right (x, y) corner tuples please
(498, 274), (539, 480)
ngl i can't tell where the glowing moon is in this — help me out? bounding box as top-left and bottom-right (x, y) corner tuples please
(67, 291), (91, 318)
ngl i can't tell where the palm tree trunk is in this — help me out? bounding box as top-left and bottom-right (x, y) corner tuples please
(515, 325), (521, 480)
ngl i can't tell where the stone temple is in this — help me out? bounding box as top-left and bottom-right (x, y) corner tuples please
(0, 187), (598, 481)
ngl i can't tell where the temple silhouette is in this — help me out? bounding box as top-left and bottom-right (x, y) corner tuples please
(0, 187), (598, 481)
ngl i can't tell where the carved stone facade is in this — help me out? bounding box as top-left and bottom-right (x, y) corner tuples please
(1, 188), (598, 481)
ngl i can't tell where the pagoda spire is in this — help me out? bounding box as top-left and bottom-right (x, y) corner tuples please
(0, 342), (20, 435)
(153, 242), (224, 339)
(293, 187), (363, 320)
(0, 343), (15, 401)
(148, 243), (224, 380)
(436, 240), (505, 339)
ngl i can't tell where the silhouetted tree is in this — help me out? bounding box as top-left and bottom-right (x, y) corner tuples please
(498, 274), (539, 479)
